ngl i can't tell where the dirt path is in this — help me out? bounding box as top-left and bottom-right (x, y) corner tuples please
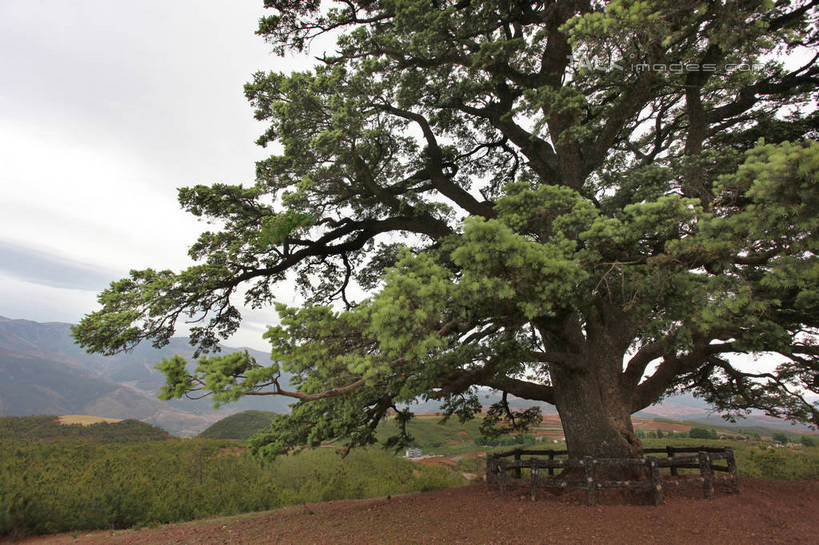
(8, 479), (818, 545)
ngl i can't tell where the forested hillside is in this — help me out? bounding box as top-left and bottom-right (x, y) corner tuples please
(199, 411), (278, 440)
(0, 415), (170, 442)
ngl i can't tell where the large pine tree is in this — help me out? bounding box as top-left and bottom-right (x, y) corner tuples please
(75, 0), (819, 460)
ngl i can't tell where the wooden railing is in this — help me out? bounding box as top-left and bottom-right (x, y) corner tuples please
(486, 446), (739, 506)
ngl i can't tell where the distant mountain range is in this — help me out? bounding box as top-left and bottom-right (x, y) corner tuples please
(636, 393), (816, 432)
(0, 316), (812, 436)
(0, 316), (293, 436)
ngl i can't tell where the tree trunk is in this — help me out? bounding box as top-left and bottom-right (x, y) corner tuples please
(551, 365), (642, 460)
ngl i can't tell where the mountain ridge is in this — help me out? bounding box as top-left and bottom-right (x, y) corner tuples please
(0, 315), (293, 435)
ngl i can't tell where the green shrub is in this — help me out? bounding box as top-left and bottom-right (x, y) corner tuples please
(739, 446), (819, 480)
(689, 427), (718, 439)
(0, 439), (463, 538)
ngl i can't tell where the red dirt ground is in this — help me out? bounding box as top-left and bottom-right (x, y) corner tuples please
(416, 456), (458, 467)
(647, 421), (692, 432)
(7, 479), (818, 545)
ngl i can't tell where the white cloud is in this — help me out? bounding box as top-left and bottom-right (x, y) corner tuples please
(0, 120), (203, 272)
(0, 272), (100, 325)
(0, 0), (317, 351)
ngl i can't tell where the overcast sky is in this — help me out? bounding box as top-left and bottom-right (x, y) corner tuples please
(0, 2), (812, 382)
(0, 1), (319, 350)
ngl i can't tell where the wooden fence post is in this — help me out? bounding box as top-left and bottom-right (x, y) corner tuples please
(649, 458), (663, 506)
(486, 455), (497, 489)
(486, 455), (491, 487)
(726, 449), (739, 494)
(698, 451), (714, 499)
(584, 456), (596, 506)
(514, 450), (522, 479)
(488, 447), (734, 502)
(667, 445), (677, 476)
(531, 461), (539, 501)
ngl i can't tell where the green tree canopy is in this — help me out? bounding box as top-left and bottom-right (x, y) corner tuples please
(688, 427), (718, 440)
(772, 431), (789, 443)
(74, 0), (819, 461)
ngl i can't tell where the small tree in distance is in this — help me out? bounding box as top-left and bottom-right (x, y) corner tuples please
(689, 427), (718, 440)
(73, 0), (819, 463)
(772, 431), (789, 444)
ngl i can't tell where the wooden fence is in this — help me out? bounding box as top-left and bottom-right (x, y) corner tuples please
(486, 446), (739, 506)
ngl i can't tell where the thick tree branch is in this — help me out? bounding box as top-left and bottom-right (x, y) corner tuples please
(228, 215), (453, 288)
(453, 100), (562, 185)
(630, 341), (736, 412)
(376, 103), (496, 217)
(623, 340), (667, 388)
(479, 376), (555, 405)
(706, 67), (819, 125)
(247, 377), (367, 402)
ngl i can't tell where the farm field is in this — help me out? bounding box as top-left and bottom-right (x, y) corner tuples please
(56, 415), (122, 426)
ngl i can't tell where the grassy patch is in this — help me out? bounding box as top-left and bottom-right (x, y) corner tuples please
(57, 415), (123, 426)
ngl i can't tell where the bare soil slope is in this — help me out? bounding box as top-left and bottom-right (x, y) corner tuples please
(9, 479), (818, 545)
